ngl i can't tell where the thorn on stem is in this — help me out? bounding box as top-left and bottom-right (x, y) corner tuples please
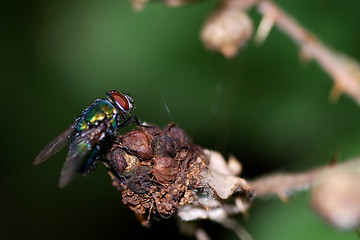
(277, 191), (290, 203)
(299, 46), (312, 63)
(329, 82), (344, 103)
(329, 152), (340, 167)
(254, 9), (276, 45)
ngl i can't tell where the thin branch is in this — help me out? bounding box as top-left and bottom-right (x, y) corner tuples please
(248, 157), (360, 199)
(223, 0), (360, 104)
(257, 1), (360, 104)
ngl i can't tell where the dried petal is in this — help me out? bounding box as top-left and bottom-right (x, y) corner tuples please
(205, 150), (252, 199)
(123, 152), (139, 177)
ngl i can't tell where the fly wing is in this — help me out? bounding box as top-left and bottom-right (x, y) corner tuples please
(34, 122), (78, 165)
(58, 124), (106, 188)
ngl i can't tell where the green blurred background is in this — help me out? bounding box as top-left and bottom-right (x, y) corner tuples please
(2, 0), (360, 239)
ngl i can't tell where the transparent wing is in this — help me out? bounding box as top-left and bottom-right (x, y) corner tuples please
(34, 123), (77, 165)
(58, 125), (106, 188)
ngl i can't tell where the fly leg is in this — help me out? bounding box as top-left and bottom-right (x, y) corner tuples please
(118, 114), (146, 129)
(119, 115), (153, 128)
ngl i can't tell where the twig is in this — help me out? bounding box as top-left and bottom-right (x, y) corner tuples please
(223, 0), (360, 104)
(257, 1), (360, 104)
(248, 157), (360, 199)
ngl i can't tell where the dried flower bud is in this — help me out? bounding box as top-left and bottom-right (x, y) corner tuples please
(130, 0), (149, 11)
(201, 8), (253, 58)
(164, 123), (190, 147)
(107, 148), (127, 174)
(311, 171), (360, 230)
(107, 124), (252, 228)
(152, 134), (177, 158)
(152, 156), (180, 182)
(163, 0), (192, 7)
(107, 148), (139, 177)
(122, 130), (153, 159)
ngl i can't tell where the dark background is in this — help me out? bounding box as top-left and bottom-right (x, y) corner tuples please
(2, 0), (360, 239)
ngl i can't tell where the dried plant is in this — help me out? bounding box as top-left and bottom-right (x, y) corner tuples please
(35, 121), (360, 239)
(104, 123), (254, 239)
(126, 0), (360, 238)
(106, 123), (360, 239)
(201, 7), (253, 58)
(34, 1), (360, 239)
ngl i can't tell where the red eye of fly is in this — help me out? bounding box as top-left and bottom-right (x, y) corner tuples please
(107, 90), (133, 113)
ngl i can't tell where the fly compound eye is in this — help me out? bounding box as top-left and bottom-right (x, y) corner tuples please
(107, 90), (133, 113)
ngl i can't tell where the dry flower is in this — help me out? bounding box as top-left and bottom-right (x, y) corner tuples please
(130, 0), (149, 11)
(164, 0), (193, 7)
(35, 118), (360, 238)
(201, 7), (253, 58)
(311, 170), (360, 230)
(105, 123), (253, 239)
